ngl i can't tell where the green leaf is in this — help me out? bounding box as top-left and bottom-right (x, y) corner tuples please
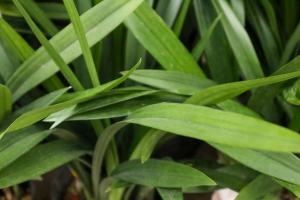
(194, 0), (237, 83)
(130, 129), (165, 162)
(0, 84), (12, 123)
(7, 0), (144, 101)
(63, 0), (100, 87)
(0, 2), (69, 20)
(0, 62), (139, 138)
(277, 180), (300, 198)
(92, 122), (127, 199)
(21, 0), (59, 36)
(125, 2), (205, 78)
(280, 21), (300, 65)
(67, 93), (183, 121)
(212, 0), (264, 79)
(186, 70), (300, 105)
(0, 140), (87, 188)
(230, 0), (245, 26)
(45, 89), (156, 122)
(199, 164), (257, 191)
(260, 0), (281, 49)
(112, 159), (215, 188)
(13, 0), (84, 91)
(191, 14), (222, 61)
(15, 87), (70, 115)
(155, 0), (183, 27)
(0, 18), (34, 61)
(173, 0), (191, 36)
(127, 69), (214, 95)
(0, 40), (19, 82)
(126, 102), (300, 152)
(212, 144), (300, 186)
(246, 0), (280, 71)
(236, 175), (280, 200)
(248, 55), (300, 120)
(0, 128), (51, 171)
(157, 188), (183, 200)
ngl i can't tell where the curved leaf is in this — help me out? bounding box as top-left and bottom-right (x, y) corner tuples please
(126, 102), (300, 152)
(112, 159), (215, 188)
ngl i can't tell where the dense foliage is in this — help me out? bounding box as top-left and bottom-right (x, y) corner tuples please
(1, 0), (300, 199)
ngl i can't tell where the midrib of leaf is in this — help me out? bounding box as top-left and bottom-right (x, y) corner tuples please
(133, 6), (186, 72)
(124, 2), (205, 77)
(63, 0), (100, 87)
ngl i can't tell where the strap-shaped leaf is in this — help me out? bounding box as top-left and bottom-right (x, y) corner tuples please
(212, 144), (300, 186)
(126, 102), (300, 152)
(7, 0), (144, 101)
(0, 84), (12, 123)
(124, 2), (205, 78)
(112, 159), (215, 188)
(0, 63), (139, 138)
(0, 128), (51, 171)
(186, 70), (300, 105)
(212, 0), (264, 79)
(0, 140), (87, 189)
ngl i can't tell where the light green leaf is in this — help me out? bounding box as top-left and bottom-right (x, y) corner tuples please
(7, 0), (144, 101)
(230, 0), (245, 26)
(112, 159), (215, 188)
(0, 140), (87, 188)
(125, 2), (205, 77)
(126, 102), (300, 152)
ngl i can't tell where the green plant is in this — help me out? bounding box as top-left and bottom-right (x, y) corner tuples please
(1, 0), (300, 199)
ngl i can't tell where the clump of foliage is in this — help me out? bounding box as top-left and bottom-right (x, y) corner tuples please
(1, 0), (300, 199)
